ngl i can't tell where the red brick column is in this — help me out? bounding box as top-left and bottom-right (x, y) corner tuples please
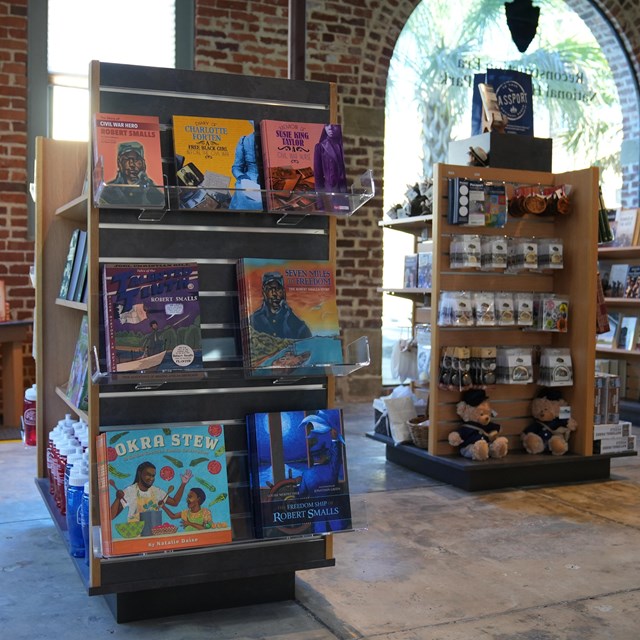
(0, 0), (33, 424)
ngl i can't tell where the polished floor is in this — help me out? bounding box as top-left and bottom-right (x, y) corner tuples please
(1, 402), (640, 639)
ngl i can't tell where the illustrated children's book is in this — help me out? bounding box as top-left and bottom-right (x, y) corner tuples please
(237, 258), (343, 373)
(246, 408), (352, 539)
(260, 120), (347, 212)
(66, 315), (89, 412)
(97, 424), (232, 557)
(93, 113), (165, 209)
(172, 115), (262, 211)
(102, 263), (202, 373)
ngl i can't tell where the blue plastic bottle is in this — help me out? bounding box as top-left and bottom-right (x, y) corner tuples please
(66, 467), (88, 558)
(80, 481), (90, 565)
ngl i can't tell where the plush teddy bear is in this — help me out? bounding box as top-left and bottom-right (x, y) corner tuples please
(448, 388), (509, 460)
(521, 387), (577, 455)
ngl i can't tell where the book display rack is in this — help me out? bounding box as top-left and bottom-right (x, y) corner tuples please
(34, 61), (369, 622)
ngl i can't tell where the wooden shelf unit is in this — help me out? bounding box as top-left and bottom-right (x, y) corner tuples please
(378, 162), (609, 490)
(34, 61), (360, 622)
(597, 245), (640, 406)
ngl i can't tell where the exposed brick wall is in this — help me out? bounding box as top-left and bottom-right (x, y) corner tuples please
(0, 0), (33, 425)
(193, 0), (640, 400)
(2, 0), (640, 412)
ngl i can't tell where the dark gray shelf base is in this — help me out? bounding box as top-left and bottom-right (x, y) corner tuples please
(36, 475), (335, 622)
(103, 572), (295, 623)
(382, 442), (630, 492)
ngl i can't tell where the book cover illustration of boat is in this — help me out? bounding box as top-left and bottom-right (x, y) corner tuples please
(247, 408), (352, 539)
(102, 263), (202, 373)
(96, 424), (232, 557)
(237, 258), (343, 374)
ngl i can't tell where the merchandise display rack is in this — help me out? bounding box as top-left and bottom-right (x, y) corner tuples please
(34, 61), (368, 622)
(376, 162), (632, 490)
(596, 244), (640, 417)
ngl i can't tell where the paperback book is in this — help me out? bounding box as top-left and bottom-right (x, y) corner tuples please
(102, 263), (202, 373)
(610, 208), (639, 247)
(246, 408), (352, 539)
(96, 424), (232, 557)
(93, 112), (165, 209)
(66, 229), (87, 302)
(58, 229), (81, 299)
(66, 315), (89, 412)
(237, 258), (343, 374)
(260, 120), (347, 212)
(172, 115), (262, 211)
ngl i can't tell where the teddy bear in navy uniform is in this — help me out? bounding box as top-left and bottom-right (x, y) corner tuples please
(448, 388), (509, 460)
(522, 387), (577, 455)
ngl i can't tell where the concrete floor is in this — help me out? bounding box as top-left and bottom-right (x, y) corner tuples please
(2, 402), (640, 639)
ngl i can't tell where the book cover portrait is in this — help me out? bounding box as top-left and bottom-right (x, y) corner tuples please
(260, 120), (347, 212)
(97, 424), (232, 557)
(247, 408), (352, 539)
(237, 258), (343, 372)
(93, 113), (165, 209)
(172, 115), (262, 211)
(102, 263), (202, 373)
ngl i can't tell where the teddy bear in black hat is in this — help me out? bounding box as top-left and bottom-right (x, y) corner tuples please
(448, 388), (509, 460)
(521, 387), (577, 455)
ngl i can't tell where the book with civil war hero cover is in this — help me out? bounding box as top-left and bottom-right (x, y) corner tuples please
(260, 120), (348, 212)
(92, 112), (165, 209)
(172, 115), (262, 211)
(246, 408), (352, 539)
(96, 424), (232, 557)
(102, 263), (202, 373)
(237, 257), (343, 374)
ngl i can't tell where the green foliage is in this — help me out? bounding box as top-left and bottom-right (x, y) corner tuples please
(388, 0), (622, 178)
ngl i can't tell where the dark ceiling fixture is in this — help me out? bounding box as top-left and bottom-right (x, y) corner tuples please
(505, 0), (540, 53)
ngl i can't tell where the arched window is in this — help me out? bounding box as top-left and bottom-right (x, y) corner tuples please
(382, 0), (638, 383)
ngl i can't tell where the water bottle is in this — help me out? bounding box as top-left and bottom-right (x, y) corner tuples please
(80, 482), (90, 565)
(66, 467), (88, 558)
(23, 384), (37, 446)
(64, 451), (84, 505)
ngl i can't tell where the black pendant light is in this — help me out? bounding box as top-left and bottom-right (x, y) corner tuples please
(505, 0), (540, 53)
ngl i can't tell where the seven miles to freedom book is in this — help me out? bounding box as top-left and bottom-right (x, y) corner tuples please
(246, 408), (352, 539)
(102, 263), (202, 373)
(237, 257), (343, 373)
(97, 424), (232, 557)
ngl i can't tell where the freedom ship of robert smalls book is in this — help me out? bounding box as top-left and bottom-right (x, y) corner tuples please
(246, 408), (352, 539)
